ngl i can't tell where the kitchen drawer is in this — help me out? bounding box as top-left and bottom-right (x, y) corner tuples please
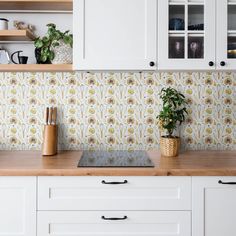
(37, 211), (191, 236)
(38, 176), (191, 210)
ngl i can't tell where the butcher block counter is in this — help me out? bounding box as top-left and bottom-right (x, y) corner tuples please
(0, 150), (235, 176)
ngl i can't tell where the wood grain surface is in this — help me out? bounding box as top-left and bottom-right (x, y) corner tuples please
(0, 150), (235, 176)
(0, 0), (72, 11)
(0, 151), (236, 176)
(0, 64), (73, 72)
(0, 29), (35, 41)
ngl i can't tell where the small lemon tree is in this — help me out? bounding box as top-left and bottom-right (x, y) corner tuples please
(157, 87), (188, 138)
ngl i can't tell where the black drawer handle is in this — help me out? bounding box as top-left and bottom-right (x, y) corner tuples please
(101, 216), (128, 221)
(101, 180), (128, 185)
(218, 180), (236, 185)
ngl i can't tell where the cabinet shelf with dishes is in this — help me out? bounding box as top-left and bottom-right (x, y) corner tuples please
(159, 0), (236, 70)
(0, 0), (73, 72)
(158, 0), (210, 69)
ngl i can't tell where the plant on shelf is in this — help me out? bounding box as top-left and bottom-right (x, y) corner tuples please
(157, 87), (188, 157)
(34, 23), (73, 64)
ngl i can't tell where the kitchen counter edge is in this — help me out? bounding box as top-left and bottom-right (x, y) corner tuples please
(0, 150), (235, 176)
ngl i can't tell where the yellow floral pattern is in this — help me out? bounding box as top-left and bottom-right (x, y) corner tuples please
(0, 72), (235, 150)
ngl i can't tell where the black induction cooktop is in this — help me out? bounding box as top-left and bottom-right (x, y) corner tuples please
(78, 150), (154, 167)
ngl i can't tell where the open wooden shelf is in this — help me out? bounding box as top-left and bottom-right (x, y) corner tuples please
(0, 30), (35, 41)
(0, 64), (73, 72)
(0, 0), (72, 11)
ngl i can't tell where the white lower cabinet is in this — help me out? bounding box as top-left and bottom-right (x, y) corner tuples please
(37, 176), (191, 236)
(0, 177), (36, 236)
(2, 175), (236, 235)
(37, 211), (191, 236)
(193, 177), (236, 236)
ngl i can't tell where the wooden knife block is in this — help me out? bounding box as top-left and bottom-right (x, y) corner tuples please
(42, 125), (58, 156)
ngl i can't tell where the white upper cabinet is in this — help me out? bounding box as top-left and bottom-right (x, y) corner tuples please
(216, 0), (236, 70)
(73, 0), (157, 70)
(0, 177), (36, 236)
(158, 0), (216, 70)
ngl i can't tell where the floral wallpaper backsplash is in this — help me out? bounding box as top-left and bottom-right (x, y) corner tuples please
(0, 72), (235, 151)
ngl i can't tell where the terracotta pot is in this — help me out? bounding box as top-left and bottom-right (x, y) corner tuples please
(160, 136), (180, 157)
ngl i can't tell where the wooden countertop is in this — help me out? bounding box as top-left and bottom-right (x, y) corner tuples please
(0, 150), (236, 176)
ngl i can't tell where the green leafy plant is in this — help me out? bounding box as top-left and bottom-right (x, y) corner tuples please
(157, 87), (188, 138)
(34, 23), (73, 63)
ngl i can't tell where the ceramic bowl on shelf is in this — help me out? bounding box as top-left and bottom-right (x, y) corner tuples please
(0, 18), (9, 30)
(228, 42), (236, 58)
(228, 50), (236, 58)
(188, 23), (204, 31)
(169, 18), (185, 30)
(228, 42), (236, 50)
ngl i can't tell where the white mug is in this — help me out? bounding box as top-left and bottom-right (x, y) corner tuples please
(0, 18), (9, 30)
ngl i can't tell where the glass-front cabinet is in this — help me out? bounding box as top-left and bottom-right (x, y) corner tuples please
(158, 0), (216, 70)
(217, 0), (236, 69)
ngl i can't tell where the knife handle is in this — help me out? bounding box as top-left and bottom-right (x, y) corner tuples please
(49, 107), (53, 125)
(45, 107), (49, 125)
(52, 107), (57, 125)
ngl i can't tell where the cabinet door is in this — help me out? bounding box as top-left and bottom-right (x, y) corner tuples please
(73, 0), (157, 70)
(217, 0), (236, 69)
(38, 211), (191, 236)
(0, 177), (36, 236)
(158, 0), (215, 70)
(193, 177), (236, 236)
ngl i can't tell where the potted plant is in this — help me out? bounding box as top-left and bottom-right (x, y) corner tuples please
(157, 87), (187, 157)
(34, 23), (73, 64)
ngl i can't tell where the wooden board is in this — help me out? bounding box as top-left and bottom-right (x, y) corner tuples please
(0, 64), (73, 72)
(0, 30), (35, 41)
(0, 150), (235, 176)
(0, 0), (72, 11)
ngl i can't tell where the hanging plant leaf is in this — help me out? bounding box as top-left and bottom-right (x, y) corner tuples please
(34, 23), (73, 64)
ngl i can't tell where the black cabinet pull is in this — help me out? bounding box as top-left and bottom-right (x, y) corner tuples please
(101, 180), (128, 185)
(208, 61), (214, 67)
(101, 216), (128, 221)
(218, 180), (236, 185)
(220, 61), (226, 66)
(149, 61), (155, 67)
